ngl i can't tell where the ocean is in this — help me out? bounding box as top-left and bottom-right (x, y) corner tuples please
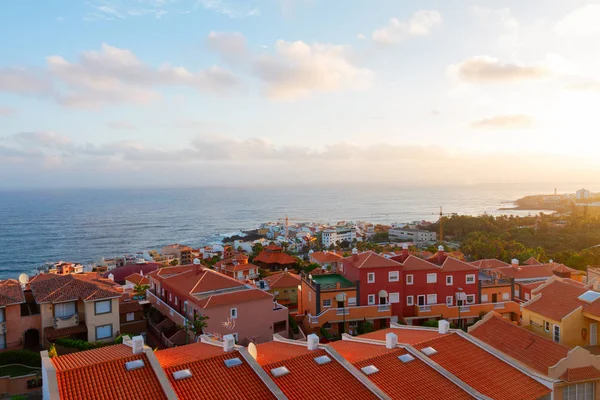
(0, 183), (589, 279)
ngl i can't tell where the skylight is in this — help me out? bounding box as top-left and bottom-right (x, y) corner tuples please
(421, 347), (438, 356)
(125, 360), (145, 371)
(578, 291), (600, 303)
(361, 365), (379, 375)
(398, 354), (415, 363)
(173, 369), (192, 380)
(224, 358), (243, 368)
(314, 355), (332, 365)
(271, 366), (290, 378)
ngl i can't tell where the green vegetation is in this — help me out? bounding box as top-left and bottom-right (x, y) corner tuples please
(0, 350), (41, 368)
(289, 315), (300, 335)
(47, 344), (58, 358)
(169, 259), (179, 266)
(356, 321), (374, 335)
(134, 283), (149, 298)
(55, 338), (106, 351)
(0, 365), (39, 378)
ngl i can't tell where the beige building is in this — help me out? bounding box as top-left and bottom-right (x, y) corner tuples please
(161, 244), (193, 265)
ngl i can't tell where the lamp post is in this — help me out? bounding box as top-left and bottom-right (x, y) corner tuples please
(457, 287), (464, 331)
(336, 293), (347, 335)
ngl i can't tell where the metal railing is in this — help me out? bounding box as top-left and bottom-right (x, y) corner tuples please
(418, 305), (432, 312)
(147, 290), (188, 325)
(378, 304), (391, 312)
(336, 308), (350, 315)
(493, 302), (505, 309)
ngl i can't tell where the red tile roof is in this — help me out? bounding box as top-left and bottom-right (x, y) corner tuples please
(197, 289), (273, 308)
(0, 279), (25, 306)
(102, 263), (160, 283)
(560, 366), (600, 382)
(344, 251), (402, 269)
(30, 273), (121, 303)
(470, 259), (510, 269)
(496, 265), (556, 280)
(52, 344), (167, 400)
(264, 272), (300, 289)
(524, 280), (587, 321)
(45, 323), (88, 340)
(416, 334), (551, 400)
(254, 341), (312, 366)
(310, 251), (343, 264)
(253, 248), (296, 266)
(396, 255), (438, 271)
(524, 257), (541, 265)
(329, 341), (472, 400)
(440, 257), (479, 272)
(470, 314), (569, 374)
(124, 273), (149, 286)
(358, 327), (445, 344)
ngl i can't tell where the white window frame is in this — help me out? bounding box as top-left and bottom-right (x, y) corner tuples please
(388, 271), (399, 282)
(406, 296), (414, 306)
(126, 312), (135, 322)
(515, 289), (520, 298)
(348, 297), (357, 306)
(446, 296), (453, 306)
(389, 293), (399, 304)
(553, 325), (560, 343)
(55, 301), (77, 319)
(564, 382), (594, 400)
(175, 297), (178, 306)
(406, 274), (414, 285)
(481, 294), (488, 303)
(427, 294), (437, 305)
(466, 294), (475, 304)
(367, 273), (375, 283)
(323, 299), (332, 308)
(368, 294), (376, 305)
(308, 292), (312, 302)
(502, 292), (510, 301)
(95, 300), (112, 315)
(466, 274), (476, 284)
(446, 275), (453, 286)
(427, 273), (437, 284)
(169, 293), (172, 301)
(230, 308), (238, 319)
(525, 293), (530, 300)
(95, 324), (113, 340)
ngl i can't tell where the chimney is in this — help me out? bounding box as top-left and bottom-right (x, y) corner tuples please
(438, 320), (450, 334)
(307, 333), (319, 350)
(352, 248), (358, 261)
(223, 334), (235, 352)
(402, 243), (409, 256)
(511, 259), (519, 268)
(385, 332), (398, 349)
(132, 335), (144, 354)
(549, 259), (553, 264)
(108, 273), (114, 282)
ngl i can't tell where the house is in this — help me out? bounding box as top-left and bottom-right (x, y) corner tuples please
(161, 244), (194, 265)
(214, 254), (260, 281)
(102, 262), (161, 285)
(321, 227), (355, 247)
(308, 250), (344, 271)
(0, 279), (41, 351)
(253, 245), (297, 271)
(119, 299), (146, 336)
(124, 272), (149, 287)
(297, 271), (391, 336)
(260, 271), (301, 307)
(577, 188), (591, 200)
(29, 273), (122, 346)
(147, 265), (289, 345)
(46, 261), (84, 275)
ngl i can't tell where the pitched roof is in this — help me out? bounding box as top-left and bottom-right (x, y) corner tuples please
(344, 251), (402, 269)
(440, 257), (479, 272)
(524, 257), (541, 265)
(52, 344), (167, 400)
(560, 366), (600, 382)
(395, 255), (439, 271)
(124, 273), (149, 286)
(30, 273), (121, 303)
(253, 248), (296, 265)
(329, 341), (472, 400)
(470, 259), (510, 269)
(264, 272), (301, 289)
(358, 327), (445, 345)
(310, 251), (344, 264)
(416, 334), (551, 400)
(102, 263), (160, 283)
(524, 280), (587, 321)
(496, 265), (556, 280)
(256, 342), (378, 400)
(0, 279), (25, 306)
(470, 314), (569, 374)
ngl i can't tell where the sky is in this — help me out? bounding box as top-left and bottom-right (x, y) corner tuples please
(1, 0), (600, 189)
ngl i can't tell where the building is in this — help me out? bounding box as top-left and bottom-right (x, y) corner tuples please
(147, 265), (289, 345)
(119, 298), (146, 336)
(253, 245), (297, 272)
(577, 188), (591, 200)
(0, 279), (41, 351)
(321, 227), (355, 247)
(46, 261), (84, 275)
(388, 228), (436, 243)
(308, 250), (344, 271)
(214, 254), (260, 281)
(102, 262), (160, 284)
(161, 244), (194, 265)
(124, 272), (150, 287)
(29, 273), (122, 346)
(260, 271), (301, 307)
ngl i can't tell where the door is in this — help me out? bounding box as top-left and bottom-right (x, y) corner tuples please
(492, 293), (498, 303)
(591, 323), (598, 346)
(379, 297), (387, 305)
(417, 295), (425, 306)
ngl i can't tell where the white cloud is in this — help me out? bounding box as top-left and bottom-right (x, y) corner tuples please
(449, 56), (552, 83)
(0, 67), (53, 96)
(198, 0), (259, 18)
(471, 6), (519, 46)
(107, 121), (136, 130)
(470, 114), (533, 129)
(556, 4), (600, 37)
(356, 34), (366, 40)
(372, 10), (442, 44)
(207, 31), (247, 61)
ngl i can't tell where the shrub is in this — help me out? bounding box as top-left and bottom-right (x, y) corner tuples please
(289, 315), (299, 335)
(55, 338), (105, 351)
(47, 345), (58, 358)
(422, 320), (439, 328)
(0, 350), (41, 367)
(114, 334), (134, 344)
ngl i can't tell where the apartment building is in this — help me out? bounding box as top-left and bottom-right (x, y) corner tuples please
(214, 254), (260, 281)
(322, 227), (355, 247)
(388, 228), (436, 243)
(0, 279), (41, 351)
(308, 250), (344, 271)
(260, 271), (301, 307)
(161, 244), (194, 265)
(46, 261), (84, 275)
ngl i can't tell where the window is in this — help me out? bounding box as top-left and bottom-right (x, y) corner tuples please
(446, 275), (453, 285)
(0, 308), (4, 323)
(230, 308), (238, 319)
(283, 290), (288, 293)
(406, 296), (414, 306)
(427, 273), (437, 284)
(481, 294), (488, 303)
(564, 382), (594, 400)
(466, 274), (476, 284)
(525, 293), (531, 300)
(161, 288), (164, 297)
(367, 273), (375, 283)
(553, 325), (560, 343)
(291, 289), (296, 293)
(466, 295), (475, 304)
(544, 321), (550, 332)
(427, 294), (437, 305)
(515, 289), (520, 298)
(389, 293), (399, 303)
(169, 293), (172, 302)
(406, 274), (414, 285)
(446, 296), (453, 306)
(323, 322), (332, 329)
(0, 334), (5, 350)
(368, 294), (376, 305)
(349, 321), (358, 328)
(175, 297), (178, 306)
(323, 299), (332, 308)
(183, 301), (188, 313)
(55, 302), (76, 319)
(388, 271), (399, 282)
(95, 300), (112, 315)
(308, 292), (312, 302)
(96, 324), (113, 340)
(502, 292), (510, 301)
(126, 312), (135, 322)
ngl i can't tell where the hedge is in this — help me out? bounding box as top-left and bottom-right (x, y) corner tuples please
(0, 350), (41, 367)
(55, 338), (105, 351)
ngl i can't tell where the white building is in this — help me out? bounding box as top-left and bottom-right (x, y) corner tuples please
(322, 227), (355, 247)
(577, 188), (591, 200)
(389, 228), (436, 243)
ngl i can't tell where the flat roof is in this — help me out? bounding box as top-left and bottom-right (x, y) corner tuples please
(311, 274), (354, 286)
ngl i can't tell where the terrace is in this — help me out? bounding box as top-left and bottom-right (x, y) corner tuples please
(409, 301), (520, 322)
(302, 273), (355, 291)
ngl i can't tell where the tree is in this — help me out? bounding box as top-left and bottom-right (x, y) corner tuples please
(169, 259), (179, 266)
(134, 284), (149, 299)
(188, 314), (209, 337)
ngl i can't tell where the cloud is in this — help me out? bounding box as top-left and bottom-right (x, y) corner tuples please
(372, 10), (442, 44)
(0, 67), (53, 96)
(556, 4), (600, 37)
(568, 79), (600, 92)
(471, 6), (519, 46)
(356, 34), (366, 40)
(107, 121), (136, 130)
(252, 40), (373, 100)
(198, 0), (259, 18)
(449, 56), (551, 83)
(0, 107), (16, 116)
(207, 31), (247, 61)
(470, 114), (533, 129)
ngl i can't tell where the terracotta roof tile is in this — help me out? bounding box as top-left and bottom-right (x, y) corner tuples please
(264, 272), (301, 289)
(197, 289), (273, 308)
(44, 323), (88, 340)
(470, 259), (510, 269)
(254, 341), (312, 366)
(496, 265), (556, 280)
(524, 280), (587, 321)
(124, 273), (150, 286)
(395, 255), (439, 271)
(310, 251), (344, 264)
(254, 248), (296, 265)
(103, 263), (160, 282)
(358, 327), (445, 344)
(470, 314), (568, 374)
(416, 334), (551, 400)
(560, 366), (600, 382)
(30, 273), (121, 303)
(440, 257), (479, 272)
(0, 279), (25, 306)
(344, 251), (402, 269)
(524, 257), (541, 265)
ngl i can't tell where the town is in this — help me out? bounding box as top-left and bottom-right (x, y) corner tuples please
(2, 208), (600, 399)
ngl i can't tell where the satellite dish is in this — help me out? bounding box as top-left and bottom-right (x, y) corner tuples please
(248, 342), (258, 360)
(18, 273), (30, 285)
(193, 258), (201, 265)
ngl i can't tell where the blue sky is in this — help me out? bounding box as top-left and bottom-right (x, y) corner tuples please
(1, 0), (600, 188)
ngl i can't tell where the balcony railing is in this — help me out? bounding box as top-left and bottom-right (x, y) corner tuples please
(147, 290), (188, 326)
(53, 314), (79, 330)
(493, 302), (505, 309)
(378, 304), (391, 312)
(413, 301), (520, 319)
(418, 305), (432, 312)
(306, 304), (392, 327)
(336, 308), (350, 316)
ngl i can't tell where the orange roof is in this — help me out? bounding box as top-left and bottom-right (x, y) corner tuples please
(256, 342), (378, 400)
(397, 255), (438, 271)
(440, 257), (479, 272)
(496, 265), (555, 280)
(156, 343), (276, 399)
(264, 272), (300, 289)
(560, 366), (600, 382)
(0, 279), (25, 306)
(52, 344), (167, 400)
(197, 289), (273, 308)
(470, 259), (510, 269)
(254, 248), (296, 266)
(310, 251), (343, 264)
(520, 281), (546, 290)
(329, 341), (472, 399)
(124, 273), (149, 286)
(343, 251), (401, 269)
(524, 280), (587, 321)
(30, 273), (121, 303)
(416, 334), (551, 400)
(524, 257), (541, 265)
(470, 314), (568, 374)
(358, 327), (445, 344)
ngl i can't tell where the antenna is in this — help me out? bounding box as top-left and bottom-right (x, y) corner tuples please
(439, 206), (444, 243)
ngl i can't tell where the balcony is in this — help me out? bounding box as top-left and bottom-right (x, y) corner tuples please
(306, 305), (392, 327)
(412, 301), (520, 320)
(53, 314), (79, 330)
(147, 290), (188, 326)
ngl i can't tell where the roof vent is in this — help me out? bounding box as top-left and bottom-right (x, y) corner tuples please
(173, 369), (192, 380)
(385, 332), (398, 349)
(578, 291), (600, 303)
(314, 355), (332, 365)
(438, 245), (444, 252)
(307, 333), (319, 350)
(398, 354), (415, 363)
(223, 334), (235, 352)
(125, 360), (145, 371)
(271, 366), (290, 378)
(438, 320), (450, 334)
(224, 358), (243, 368)
(361, 365), (379, 375)
(421, 347), (438, 356)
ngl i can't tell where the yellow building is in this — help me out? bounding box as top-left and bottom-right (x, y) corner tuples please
(261, 271), (301, 307)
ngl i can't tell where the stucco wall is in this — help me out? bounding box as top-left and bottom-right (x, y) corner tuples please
(84, 298), (120, 342)
(3, 305), (42, 350)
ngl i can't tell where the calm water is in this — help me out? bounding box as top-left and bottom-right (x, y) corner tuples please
(0, 184), (589, 279)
